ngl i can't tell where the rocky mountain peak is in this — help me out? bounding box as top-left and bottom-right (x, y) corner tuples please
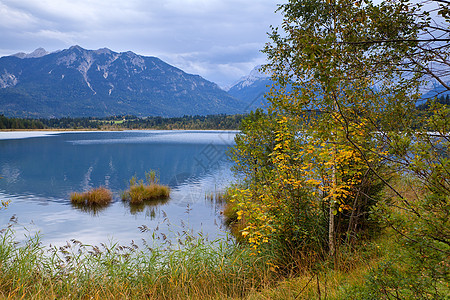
(12, 47), (49, 59)
(69, 45), (84, 51)
(226, 65), (272, 110)
(93, 48), (113, 55)
(228, 65), (270, 91)
(28, 48), (49, 58)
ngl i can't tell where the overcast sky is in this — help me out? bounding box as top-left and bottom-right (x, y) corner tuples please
(0, 0), (284, 88)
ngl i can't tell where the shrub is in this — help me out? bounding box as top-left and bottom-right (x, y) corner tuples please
(222, 199), (246, 243)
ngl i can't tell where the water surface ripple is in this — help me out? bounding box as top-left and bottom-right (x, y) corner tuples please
(0, 130), (236, 247)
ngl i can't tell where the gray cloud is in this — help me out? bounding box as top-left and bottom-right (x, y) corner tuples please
(0, 0), (283, 87)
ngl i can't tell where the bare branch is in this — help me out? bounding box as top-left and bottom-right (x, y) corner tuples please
(408, 56), (450, 91)
(340, 38), (450, 45)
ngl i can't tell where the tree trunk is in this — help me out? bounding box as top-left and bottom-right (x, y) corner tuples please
(329, 203), (335, 256)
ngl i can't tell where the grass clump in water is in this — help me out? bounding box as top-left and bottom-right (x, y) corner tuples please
(122, 170), (170, 204)
(70, 187), (112, 206)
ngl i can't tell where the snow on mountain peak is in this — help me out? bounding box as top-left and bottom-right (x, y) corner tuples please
(227, 65), (270, 91)
(248, 65), (268, 79)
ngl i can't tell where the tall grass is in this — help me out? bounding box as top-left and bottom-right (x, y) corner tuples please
(0, 226), (393, 299)
(245, 234), (390, 299)
(0, 226), (275, 299)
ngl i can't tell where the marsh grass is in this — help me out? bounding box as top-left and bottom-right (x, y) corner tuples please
(70, 187), (112, 206)
(205, 190), (226, 204)
(0, 226), (275, 299)
(122, 172), (170, 205)
(0, 224), (391, 300)
(126, 183), (170, 204)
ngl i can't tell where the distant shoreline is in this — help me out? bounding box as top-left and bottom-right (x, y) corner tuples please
(0, 128), (239, 132)
(0, 129), (240, 141)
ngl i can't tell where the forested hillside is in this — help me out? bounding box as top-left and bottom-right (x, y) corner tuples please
(0, 115), (44, 129)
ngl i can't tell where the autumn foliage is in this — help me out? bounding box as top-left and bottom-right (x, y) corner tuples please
(227, 0), (448, 297)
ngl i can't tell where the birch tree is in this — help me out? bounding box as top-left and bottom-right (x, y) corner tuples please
(229, 1), (449, 288)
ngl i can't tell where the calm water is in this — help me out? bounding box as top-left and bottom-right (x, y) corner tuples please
(0, 130), (237, 247)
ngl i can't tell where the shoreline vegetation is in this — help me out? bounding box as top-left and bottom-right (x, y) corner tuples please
(1, 176), (442, 299)
(0, 224), (276, 299)
(0, 94), (448, 131)
(0, 114), (245, 131)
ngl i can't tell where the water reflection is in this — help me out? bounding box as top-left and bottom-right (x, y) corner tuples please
(0, 131), (236, 246)
(122, 197), (170, 216)
(71, 201), (111, 216)
(0, 131), (234, 200)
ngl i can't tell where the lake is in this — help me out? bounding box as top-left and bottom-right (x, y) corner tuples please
(0, 130), (237, 247)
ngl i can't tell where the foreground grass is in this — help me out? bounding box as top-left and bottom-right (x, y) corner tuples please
(2, 223), (445, 299)
(246, 236), (388, 299)
(2, 175), (447, 299)
(0, 227), (394, 300)
(0, 227), (275, 299)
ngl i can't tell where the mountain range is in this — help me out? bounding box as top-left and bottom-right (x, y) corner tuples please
(1, 46), (448, 118)
(0, 46), (256, 118)
(226, 65), (272, 111)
